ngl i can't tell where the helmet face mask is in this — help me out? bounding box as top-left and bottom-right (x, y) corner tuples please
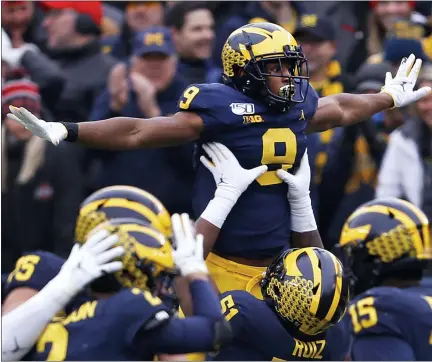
(261, 248), (350, 336)
(222, 23), (309, 111)
(89, 217), (179, 304)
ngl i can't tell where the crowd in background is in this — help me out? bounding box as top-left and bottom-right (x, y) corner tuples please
(2, 0), (432, 276)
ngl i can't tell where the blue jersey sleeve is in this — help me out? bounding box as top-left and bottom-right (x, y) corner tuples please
(132, 281), (231, 355)
(105, 288), (171, 349)
(176, 83), (232, 137)
(219, 291), (248, 335)
(351, 335), (415, 361)
(145, 316), (222, 354)
(4, 251), (64, 296)
(348, 293), (404, 339)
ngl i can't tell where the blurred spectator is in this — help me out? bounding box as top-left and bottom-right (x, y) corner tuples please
(2, 28), (63, 115)
(101, 2), (124, 39)
(1, 1), (48, 53)
(293, 14), (346, 213)
(92, 27), (184, 119)
(103, 1), (164, 60)
(367, 1), (427, 57)
(213, 1), (305, 67)
(368, 18), (430, 67)
(301, 2), (370, 75)
(17, 1), (117, 122)
(1, 78), (85, 273)
(90, 27), (194, 214)
(319, 61), (392, 248)
(376, 63), (432, 220)
(165, 2), (220, 84)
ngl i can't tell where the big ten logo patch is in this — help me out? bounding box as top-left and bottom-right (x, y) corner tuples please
(243, 115), (264, 124)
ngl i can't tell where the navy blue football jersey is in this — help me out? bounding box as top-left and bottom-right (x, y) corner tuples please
(3, 251), (88, 313)
(177, 83), (319, 259)
(212, 291), (349, 361)
(25, 288), (172, 361)
(26, 285), (226, 361)
(4, 251), (65, 295)
(343, 286), (432, 360)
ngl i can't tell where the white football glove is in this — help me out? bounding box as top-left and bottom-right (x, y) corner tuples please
(172, 213), (208, 276)
(276, 151), (317, 232)
(52, 229), (124, 303)
(200, 142), (267, 202)
(7, 106), (67, 146)
(199, 142), (267, 228)
(380, 53), (432, 108)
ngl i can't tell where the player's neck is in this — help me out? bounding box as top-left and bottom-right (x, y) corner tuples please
(379, 278), (420, 289)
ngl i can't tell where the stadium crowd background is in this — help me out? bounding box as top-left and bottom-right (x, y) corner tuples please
(1, 0), (432, 285)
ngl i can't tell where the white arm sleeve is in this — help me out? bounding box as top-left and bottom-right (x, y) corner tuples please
(2, 276), (74, 361)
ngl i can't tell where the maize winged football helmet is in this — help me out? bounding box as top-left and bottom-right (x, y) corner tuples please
(221, 22), (309, 111)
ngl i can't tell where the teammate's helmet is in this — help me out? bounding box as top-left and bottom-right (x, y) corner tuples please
(336, 197), (432, 295)
(76, 185), (171, 243)
(89, 217), (178, 297)
(261, 247), (349, 336)
(221, 22), (309, 111)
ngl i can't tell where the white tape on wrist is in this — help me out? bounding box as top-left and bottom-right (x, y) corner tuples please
(200, 196), (237, 229)
(2, 276), (74, 361)
(290, 195), (317, 233)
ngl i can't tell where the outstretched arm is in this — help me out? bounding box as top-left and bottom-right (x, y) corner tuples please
(8, 107), (204, 149)
(307, 54), (431, 133)
(308, 93), (393, 133)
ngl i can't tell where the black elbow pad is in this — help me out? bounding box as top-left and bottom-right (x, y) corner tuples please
(212, 319), (233, 350)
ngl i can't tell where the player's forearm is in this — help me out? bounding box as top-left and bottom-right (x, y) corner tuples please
(152, 317), (232, 354)
(197, 194), (239, 259)
(196, 218), (221, 259)
(333, 93), (394, 127)
(151, 280), (232, 354)
(189, 279), (223, 320)
(63, 116), (195, 150)
(2, 276), (74, 361)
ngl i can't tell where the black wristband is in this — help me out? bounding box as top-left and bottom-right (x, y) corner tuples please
(60, 122), (79, 142)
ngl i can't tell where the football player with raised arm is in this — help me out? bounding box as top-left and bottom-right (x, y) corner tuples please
(2, 231), (124, 361)
(179, 142), (350, 360)
(20, 213), (232, 361)
(1, 185), (196, 361)
(8, 22), (430, 299)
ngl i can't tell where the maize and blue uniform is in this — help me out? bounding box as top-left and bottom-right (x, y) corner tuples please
(3, 251), (87, 313)
(212, 290), (350, 361)
(177, 83), (318, 297)
(24, 280), (228, 361)
(344, 286), (432, 361)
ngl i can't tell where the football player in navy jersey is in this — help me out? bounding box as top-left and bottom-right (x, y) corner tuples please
(19, 214), (231, 361)
(1, 185), (179, 361)
(335, 198), (432, 360)
(182, 142), (350, 361)
(2, 230), (124, 361)
(8, 22), (431, 297)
